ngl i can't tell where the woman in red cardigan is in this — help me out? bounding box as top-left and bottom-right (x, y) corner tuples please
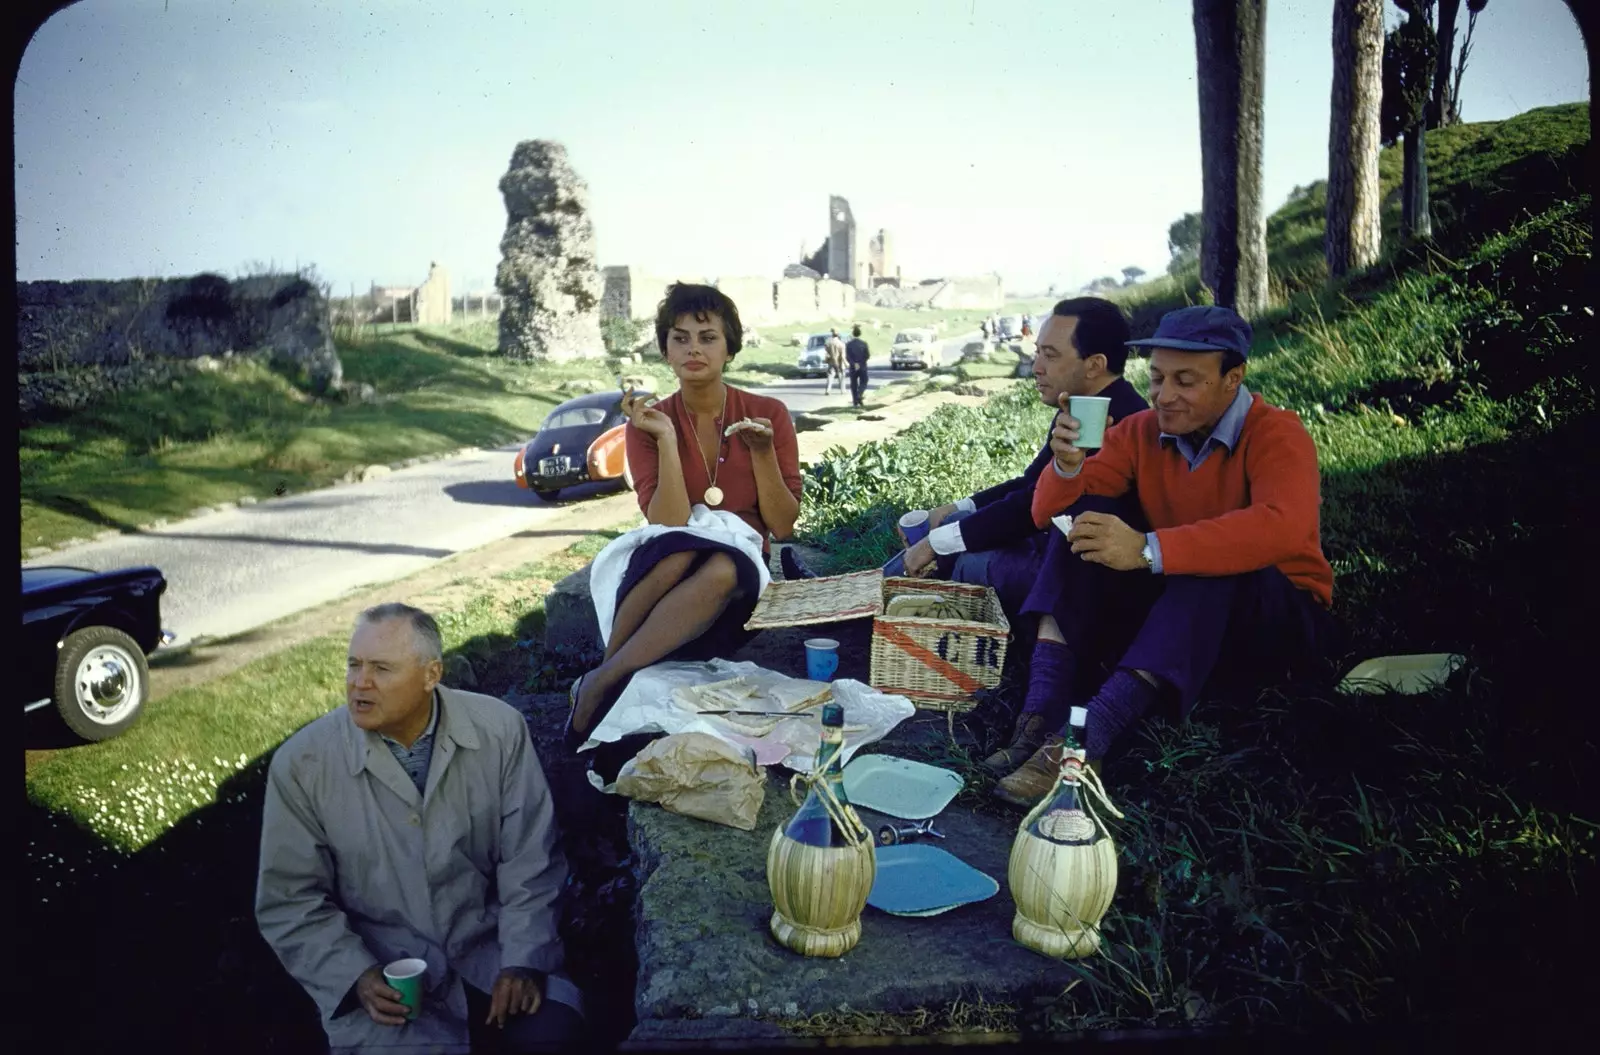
(565, 284), (802, 747)
(993, 305), (1338, 805)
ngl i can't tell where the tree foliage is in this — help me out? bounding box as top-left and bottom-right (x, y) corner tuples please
(1382, 1), (1438, 146)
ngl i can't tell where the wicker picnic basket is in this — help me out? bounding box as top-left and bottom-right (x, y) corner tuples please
(743, 571), (1011, 713)
(870, 577), (1010, 713)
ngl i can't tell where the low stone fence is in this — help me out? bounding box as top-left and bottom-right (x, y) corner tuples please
(17, 272), (343, 421)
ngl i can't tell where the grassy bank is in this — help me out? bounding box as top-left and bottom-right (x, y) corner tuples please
(783, 109), (1595, 1031)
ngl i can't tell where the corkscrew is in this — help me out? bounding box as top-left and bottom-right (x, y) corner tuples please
(876, 819), (945, 845)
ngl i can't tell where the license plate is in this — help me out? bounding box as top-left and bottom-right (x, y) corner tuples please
(540, 456), (570, 475)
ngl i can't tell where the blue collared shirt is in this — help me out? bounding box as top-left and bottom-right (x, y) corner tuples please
(1144, 384), (1253, 573)
(381, 689), (439, 795)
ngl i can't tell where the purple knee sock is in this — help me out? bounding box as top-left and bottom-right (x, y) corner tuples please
(1084, 669), (1162, 760)
(1021, 638), (1077, 728)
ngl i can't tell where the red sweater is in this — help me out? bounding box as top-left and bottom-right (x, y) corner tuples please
(1031, 395), (1334, 608)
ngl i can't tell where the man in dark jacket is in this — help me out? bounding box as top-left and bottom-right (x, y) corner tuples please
(889, 298), (1145, 614)
(845, 325), (871, 406)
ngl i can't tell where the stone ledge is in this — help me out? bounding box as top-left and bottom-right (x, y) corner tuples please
(627, 705), (1081, 1035)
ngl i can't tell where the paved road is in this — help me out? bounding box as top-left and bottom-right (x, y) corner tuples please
(25, 331), (996, 647)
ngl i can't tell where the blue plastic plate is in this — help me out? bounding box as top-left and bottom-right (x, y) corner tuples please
(842, 755), (963, 820)
(867, 843), (1000, 916)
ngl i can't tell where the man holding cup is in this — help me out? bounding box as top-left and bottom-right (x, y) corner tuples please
(991, 305), (1337, 805)
(256, 603), (585, 1053)
(885, 298), (1147, 626)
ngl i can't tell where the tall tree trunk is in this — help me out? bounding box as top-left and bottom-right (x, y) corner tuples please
(1430, 0), (1461, 127)
(1193, 0), (1270, 318)
(1326, 0), (1385, 277)
(1401, 123), (1432, 241)
(1558, 0), (1596, 289)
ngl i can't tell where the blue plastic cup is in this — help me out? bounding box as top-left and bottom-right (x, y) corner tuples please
(805, 638), (840, 681)
(899, 510), (930, 546)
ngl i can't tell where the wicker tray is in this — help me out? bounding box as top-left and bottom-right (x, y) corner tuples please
(870, 577), (1009, 713)
(743, 569), (884, 630)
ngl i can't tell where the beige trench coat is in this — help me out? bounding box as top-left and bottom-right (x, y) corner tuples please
(255, 687), (566, 1054)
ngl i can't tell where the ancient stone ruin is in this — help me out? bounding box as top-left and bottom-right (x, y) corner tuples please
(16, 272), (343, 421)
(495, 140), (605, 362)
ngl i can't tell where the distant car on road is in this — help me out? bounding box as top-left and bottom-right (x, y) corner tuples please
(795, 333), (832, 378)
(22, 563), (174, 741)
(514, 389), (649, 499)
(996, 315), (1020, 340)
(889, 328), (938, 370)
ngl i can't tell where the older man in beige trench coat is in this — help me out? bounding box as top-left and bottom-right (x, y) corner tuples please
(256, 603), (583, 1053)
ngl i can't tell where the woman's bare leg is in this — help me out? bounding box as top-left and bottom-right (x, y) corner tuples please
(572, 553), (742, 733)
(604, 551), (696, 663)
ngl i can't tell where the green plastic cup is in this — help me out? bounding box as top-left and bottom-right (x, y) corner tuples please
(1067, 395), (1113, 449)
(383, 958), (427, 1020)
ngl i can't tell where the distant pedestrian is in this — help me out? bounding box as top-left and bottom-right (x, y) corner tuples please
(1021, 313), (1033, 339)
(823, 328), (847, 396)
(980, 318), (991, 341)
(845, 325), (870, 407)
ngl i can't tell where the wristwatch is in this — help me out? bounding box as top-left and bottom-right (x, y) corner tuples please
(1139, 541), (1154, 571)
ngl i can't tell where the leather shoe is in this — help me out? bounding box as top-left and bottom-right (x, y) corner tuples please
(993, 735), (1069, 807)
(780, 546), (817, 580)
(980, 712), (1050, 776)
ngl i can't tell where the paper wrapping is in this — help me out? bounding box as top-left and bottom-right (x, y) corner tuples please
(577, 658), (916, 773)
(612, 732), (766, 831)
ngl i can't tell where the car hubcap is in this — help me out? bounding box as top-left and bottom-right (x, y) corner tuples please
(74, 646), (140, 725)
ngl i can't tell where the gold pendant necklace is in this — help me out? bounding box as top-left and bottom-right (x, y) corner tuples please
(698, 386), (728, 507)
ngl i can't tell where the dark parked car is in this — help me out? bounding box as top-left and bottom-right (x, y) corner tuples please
(22, 564), (174, 741)
(514, 389), (650, 499)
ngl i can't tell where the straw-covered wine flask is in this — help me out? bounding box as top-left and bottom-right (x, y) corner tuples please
(766, 702), (876, 957)
(1008, 706), (1126, 959)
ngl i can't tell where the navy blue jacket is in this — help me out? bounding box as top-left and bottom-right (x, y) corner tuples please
(957, 375), (1149, 553)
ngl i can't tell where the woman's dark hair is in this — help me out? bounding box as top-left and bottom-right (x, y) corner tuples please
(654, 283), (743, 358)
(1050, 297), (1132, 375)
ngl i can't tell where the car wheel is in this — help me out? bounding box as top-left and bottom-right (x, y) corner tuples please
(53, 625), (149, 742)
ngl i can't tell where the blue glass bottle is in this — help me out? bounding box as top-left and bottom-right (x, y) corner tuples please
(783, 702), (853, 847)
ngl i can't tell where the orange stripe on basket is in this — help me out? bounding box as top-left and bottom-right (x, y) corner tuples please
(872, 621), (984, 695)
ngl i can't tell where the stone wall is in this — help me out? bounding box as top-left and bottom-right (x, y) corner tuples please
(712, 276), (778, 325)
(413, 262), (451, 326)
(773, 277), (818, 321)
(602, 266), (682, 322)
(816, 278), (854, 320)
(600, 271), (860, 328)
(929, 274), (1005, 310)
(17, 272), (343, 419)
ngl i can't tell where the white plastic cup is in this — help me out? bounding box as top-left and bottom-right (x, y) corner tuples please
(1067, 395), (1113, 448)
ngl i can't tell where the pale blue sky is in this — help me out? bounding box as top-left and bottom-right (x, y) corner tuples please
(13, 0), (1590, 296)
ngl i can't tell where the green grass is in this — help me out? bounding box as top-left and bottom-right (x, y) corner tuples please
(1117, 102), (1590, 335)
(782, 176), (1597, 1029)
(25, 541), (599, 852)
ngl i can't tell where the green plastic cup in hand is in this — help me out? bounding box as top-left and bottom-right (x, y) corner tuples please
(383, 958), (427, 1021)
(1067, 395), (1113, 449)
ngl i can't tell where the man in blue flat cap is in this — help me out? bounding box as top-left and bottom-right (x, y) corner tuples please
(992, 304), (1339, 803)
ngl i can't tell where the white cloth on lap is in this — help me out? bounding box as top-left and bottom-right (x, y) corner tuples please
(588, 504), (771, 647)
